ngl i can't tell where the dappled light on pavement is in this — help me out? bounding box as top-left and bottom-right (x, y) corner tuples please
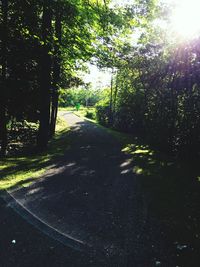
(4, 112), (185, 266)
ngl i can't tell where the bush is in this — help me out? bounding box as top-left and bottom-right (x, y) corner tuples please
(85, 110), (96, 120)
(95, 104), (110, 126)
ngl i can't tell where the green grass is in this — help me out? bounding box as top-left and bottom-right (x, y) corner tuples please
(74, 107), (96, 119)
(59, 106), (96, 121)
(58, 106), (75, 111)
(0, 115), (70, 191)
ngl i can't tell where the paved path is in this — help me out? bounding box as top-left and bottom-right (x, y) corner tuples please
(6, 112), (175, 266)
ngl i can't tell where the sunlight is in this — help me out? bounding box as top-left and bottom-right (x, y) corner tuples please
(113, 0), (200, 40)
(171, 0), (200, 39)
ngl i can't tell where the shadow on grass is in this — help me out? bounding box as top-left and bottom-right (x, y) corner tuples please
(0, 128), (71, 191)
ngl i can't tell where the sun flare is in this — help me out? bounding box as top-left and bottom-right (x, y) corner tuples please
(171, 0), (200, 39)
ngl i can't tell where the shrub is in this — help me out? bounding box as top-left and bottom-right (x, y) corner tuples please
(95, 104), (110, 126)
(85, 110), (96, 120)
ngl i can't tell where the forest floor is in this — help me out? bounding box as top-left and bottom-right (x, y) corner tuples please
(1, 111), (200, 266)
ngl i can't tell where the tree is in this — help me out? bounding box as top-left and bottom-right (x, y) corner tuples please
(37, 1), (53, 150)
(49, 4), (62, 137)
(0, 0), (130, 155)
(0, 0), (8, 157)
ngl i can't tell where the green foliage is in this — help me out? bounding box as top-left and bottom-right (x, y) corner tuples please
(97, 32), (200, 157)
(2, 0), (200, 159)
(59, 87), (102, 107)
(0, 115), (69, 190)
(96, 104), (110, 126)
(85, 110), (96, 120)
(73, 106), (96, 120)
(95, 87), (111, 125)
(0, 0), (127, 154)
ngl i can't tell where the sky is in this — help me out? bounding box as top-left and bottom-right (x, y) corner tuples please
(109, 0), (134, 7)
(82, 64), (112, 89)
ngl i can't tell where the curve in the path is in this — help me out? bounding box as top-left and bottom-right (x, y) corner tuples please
(4, 112), (175, 266)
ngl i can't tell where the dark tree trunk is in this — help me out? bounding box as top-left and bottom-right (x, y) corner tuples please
(113, 73), (119, 114)
(49, 7), (62, 137)
(0, 0), (8, 157)
(37, 2), (52, 150)
(109, 69), (114, 126)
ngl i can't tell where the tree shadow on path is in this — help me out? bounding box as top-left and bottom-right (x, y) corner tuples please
(6, 117), (194, 266)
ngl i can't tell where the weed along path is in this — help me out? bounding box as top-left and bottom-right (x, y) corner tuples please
(5, 112), (175, 266)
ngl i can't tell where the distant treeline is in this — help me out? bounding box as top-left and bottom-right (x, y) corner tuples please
(59, 87), (102, 108)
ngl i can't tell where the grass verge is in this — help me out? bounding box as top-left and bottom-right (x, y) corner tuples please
(0, 115), (69, 191)
(59, 106), (96, 121)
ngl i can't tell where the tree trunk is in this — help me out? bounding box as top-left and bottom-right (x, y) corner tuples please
(0, 0), (8, 157)
(109, 69), (114, 125)
(113, 72), (119, 114)
(49, 7), (62, 137)
(37, 2), (52, 150)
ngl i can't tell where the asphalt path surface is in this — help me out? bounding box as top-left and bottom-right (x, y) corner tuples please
(5, 112), (176, 266)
